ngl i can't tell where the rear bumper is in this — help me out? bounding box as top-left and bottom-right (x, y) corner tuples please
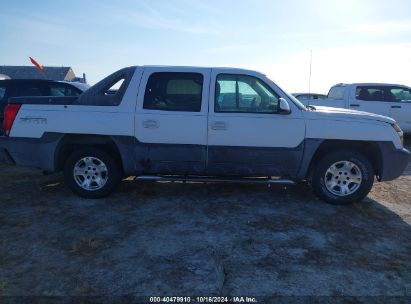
(379, 144), (410, 181)
(0, 137), (15, 165)
(0, 146), (15, 164)
(0, 134), (61, 171)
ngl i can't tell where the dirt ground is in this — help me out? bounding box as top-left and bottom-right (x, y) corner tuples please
(0, 138), (411, 301)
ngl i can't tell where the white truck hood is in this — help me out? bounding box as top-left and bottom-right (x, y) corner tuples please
(307, 106), (396, 124)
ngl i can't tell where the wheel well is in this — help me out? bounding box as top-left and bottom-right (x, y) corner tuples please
(308, 140), (382, 179)
(54, 134), (124, 173)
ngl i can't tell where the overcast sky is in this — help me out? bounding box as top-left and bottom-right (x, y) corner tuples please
(1, 0), (411, 93)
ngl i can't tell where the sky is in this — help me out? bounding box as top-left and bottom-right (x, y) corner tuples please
(1, 0), (411, 93)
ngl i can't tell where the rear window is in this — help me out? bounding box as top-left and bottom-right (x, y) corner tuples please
(143, 72), (203, 112)
(328, 86), (345, 100)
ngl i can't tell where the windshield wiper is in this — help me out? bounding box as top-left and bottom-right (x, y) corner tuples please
(306, 105), (316, 111)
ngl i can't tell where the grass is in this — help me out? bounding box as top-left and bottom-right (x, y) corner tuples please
(0, 281), (8, 293)
(75, 282), (93, 295)
(70, 236), (104, 256)
(15, 217), (33, 227)
(354, 201), (387, 219)
(0, 251), (7, 266)
(139, 187), (159, 197)
(282, 216), (299, 228)
(249, 215), (300, 232)
(35, 205), (47, 215)
(119, 204), (132, 213)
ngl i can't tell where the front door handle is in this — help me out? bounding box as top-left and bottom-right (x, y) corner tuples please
(350, 104), (360, 107)
(211, 121), (227, 130)
(142, 119), (159, 129)
(391, 105), (402, 109)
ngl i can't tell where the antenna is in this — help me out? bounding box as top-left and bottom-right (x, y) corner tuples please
(308, 49), (312, 94)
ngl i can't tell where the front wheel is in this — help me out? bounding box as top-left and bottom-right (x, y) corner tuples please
(63, 148), (122, 198)
(311, 150), (374, 205)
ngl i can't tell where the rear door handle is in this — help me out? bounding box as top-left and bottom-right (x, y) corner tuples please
(350, 104), (360, 107)
(391, 105), (402, 109)
(211, 121), (227, 130)
(142, 119), (159, 128)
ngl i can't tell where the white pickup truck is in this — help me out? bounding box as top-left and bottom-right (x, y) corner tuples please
(0, 66), (409, 204)
(305, 83), (411, 133)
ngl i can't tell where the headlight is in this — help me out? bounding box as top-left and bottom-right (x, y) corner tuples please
(392, 123), (404, 145)
(392, 123), (402, 132)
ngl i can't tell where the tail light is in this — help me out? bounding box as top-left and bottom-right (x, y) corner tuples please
(3, 104), (21, 135)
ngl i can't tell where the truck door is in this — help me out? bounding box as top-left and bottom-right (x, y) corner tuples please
(387, 86), (411, 133)
(135, 67), (210, 174)
(206, 69), (306, 177)
(349, 85), (390, 116)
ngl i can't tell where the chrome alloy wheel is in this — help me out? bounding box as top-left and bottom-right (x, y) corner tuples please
(324, 161), (362, 196)
(73, 157), (108, 191)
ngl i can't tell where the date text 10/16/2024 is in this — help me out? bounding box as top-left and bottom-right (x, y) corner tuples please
(149, 296), (258, 303)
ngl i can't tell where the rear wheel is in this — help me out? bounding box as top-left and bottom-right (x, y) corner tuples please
(311, 150), (374, 204)
(63, 147), (121, 198)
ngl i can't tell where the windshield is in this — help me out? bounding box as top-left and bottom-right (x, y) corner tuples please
(262, 76), (306, 111)
(328, 86), (345, 100)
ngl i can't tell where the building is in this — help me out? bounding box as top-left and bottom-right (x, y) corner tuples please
(0, 66), (87, 83)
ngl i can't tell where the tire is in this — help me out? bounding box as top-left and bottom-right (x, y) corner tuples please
(311, 149), (374, 205)
(63, 147), (122, 198)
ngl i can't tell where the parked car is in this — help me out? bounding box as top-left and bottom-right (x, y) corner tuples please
(0, 79), (89, 129)
(0, 66), (409, 204)
(306, 83), (411, 133)
(292, 93), (327, 101)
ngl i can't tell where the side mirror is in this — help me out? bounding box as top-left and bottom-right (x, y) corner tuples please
(278, 98), (291, 114)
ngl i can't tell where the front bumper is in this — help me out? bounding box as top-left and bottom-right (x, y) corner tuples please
(379, 145), (410, 181)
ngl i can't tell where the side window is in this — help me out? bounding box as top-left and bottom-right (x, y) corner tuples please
(73, 67), (134, 106)
(104, 79), (124, 95)
(49, 85), (66, 96)
(143, 72), (203, 112)
(49, 85), (81, 97)
(315, 94), (327, 100)
(386, 87), (411, 103)
(356, 86), (385, 101)
(10, 84), (46, 97)
(0, 86), (6, 100)
(328, 86), (345, 100)
(215, 74), (279, 113)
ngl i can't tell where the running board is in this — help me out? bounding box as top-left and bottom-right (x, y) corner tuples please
(134, 175), (295, 185)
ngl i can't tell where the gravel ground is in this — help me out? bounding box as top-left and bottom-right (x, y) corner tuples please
(0, 139), (410, 302)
